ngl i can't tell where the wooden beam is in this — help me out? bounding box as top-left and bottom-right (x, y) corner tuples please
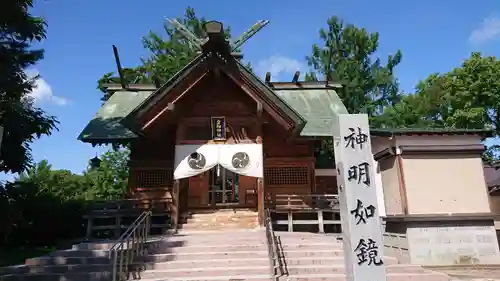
(112, 45), (127, 89)
(292, 71), (300, 83)
(101, 83), (157, 91)
(165, 18), (203, 50)
(265, 72), (271, 83)
(142, 71), (209, 130)
(256, 102), (263, 118)
(231, 20), (270, 51)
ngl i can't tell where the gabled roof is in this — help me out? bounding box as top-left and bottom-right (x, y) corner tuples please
(273, 85), (348, 136)
(78, 85), (349, 143)
(78, 52), (350, 143)
(123, 54), (307, 134)
(123, 54), (208, 125)
(78, 90), (154, 144)
(233, 62), (307, 133)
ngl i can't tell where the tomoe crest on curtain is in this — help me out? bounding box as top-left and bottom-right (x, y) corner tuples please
(188, 152), (206, 170)
(232, 152), (250, 169)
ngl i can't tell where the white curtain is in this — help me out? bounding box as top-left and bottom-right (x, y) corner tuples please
(174, 144), (219, 179)
(219, 144), (263, 178)
(174, 144), (264, 179)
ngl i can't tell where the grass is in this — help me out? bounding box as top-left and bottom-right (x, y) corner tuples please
(0, 246), (56, 267)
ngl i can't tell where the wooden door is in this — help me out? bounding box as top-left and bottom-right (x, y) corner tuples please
(239, 175), (257, 206)
(188, 172), (209, 208)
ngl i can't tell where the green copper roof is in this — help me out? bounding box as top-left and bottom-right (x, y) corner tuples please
(275, 87), (348, 136)
(78, 90), (154, 143)
(370, 128), (493, 137)
(78, 86), (347, 143)
(235, 62), (307, 133)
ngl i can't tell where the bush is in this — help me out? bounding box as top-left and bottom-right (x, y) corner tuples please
(0, 181), (87, 248)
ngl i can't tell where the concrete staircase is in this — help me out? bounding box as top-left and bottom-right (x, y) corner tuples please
(0, 220), (456, 281)
(179, 209), (260, 230)
(0, 229), (272, 281)
(274, 232), (453, 281)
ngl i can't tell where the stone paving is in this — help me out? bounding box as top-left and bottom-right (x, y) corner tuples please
(428, 266), (500, 281)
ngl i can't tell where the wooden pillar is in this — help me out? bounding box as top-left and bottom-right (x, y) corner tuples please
(256, 102), (265, 226)
(257, 177), (265, 226)
(172, 179), (180, 229)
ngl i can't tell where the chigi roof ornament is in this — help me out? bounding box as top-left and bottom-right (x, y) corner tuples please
(164, 18), (270, 57)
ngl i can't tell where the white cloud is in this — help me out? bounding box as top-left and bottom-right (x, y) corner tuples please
(26, 69), (69, 106)
(469, 16), (500, 45)
(256, 55), (305, 82)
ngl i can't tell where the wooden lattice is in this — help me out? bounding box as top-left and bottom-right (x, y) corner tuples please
(136, 169), (173, 189)
(264, 166), (309, 185)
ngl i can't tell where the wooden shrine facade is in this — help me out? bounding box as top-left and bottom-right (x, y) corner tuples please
(78, 20), (347, 227)
(124, 71), (336, 224)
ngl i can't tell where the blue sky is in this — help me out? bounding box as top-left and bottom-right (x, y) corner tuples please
(8, 0), (500, 178)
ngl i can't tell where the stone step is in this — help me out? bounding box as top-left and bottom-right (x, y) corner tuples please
(183, 214), (258, 218)
(0, 271), (111, 281)
(144, 257), (270, 270)
(144, 250), (270, 262)
(282, 249), (346, 258)
(143, 256), (400, 271)
(181, 215), (258, 221)
(279, 273), (452, 281)
(137, 266), (272, 279)
(178, 222), (260, 230)
(283, 264), (437, 275)
(24, 256), (110, 267)
(283, 256), (400, 266)
(182, 209), (257, 215)
(172, 228), (264, 235)
(0, 272), (452, 281)
(146, 248), (357, 262)
(146, 241), (343, 254)
(279, 242), (343, 250)
(48, 249), (109, 258)
(149, 244), (267, 254)
(0, 264), (110, 275)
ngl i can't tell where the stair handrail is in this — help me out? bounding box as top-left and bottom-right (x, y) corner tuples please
(264, 208), (283, 280)
(109, 210), (152, 281)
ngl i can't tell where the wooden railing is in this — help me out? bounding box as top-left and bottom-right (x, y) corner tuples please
(266, 194), (341, 233)
(265, 194), (340, 210)
(84, 198), (172, 239)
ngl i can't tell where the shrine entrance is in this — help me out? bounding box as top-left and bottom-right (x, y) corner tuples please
(208, 165), (240, 206)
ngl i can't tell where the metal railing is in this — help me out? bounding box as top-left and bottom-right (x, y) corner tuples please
(265, 208), (284, 280)
(109, 210), (152, 281)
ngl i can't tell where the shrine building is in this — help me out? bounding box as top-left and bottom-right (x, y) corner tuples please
(78, 20), (500, 266)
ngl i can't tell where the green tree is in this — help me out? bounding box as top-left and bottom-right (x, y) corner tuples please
(97, 7), (239, 101)
(0, 0), (59, 173)
(306, 16), (403, 126)
(381, 52), (500, 161)
(82, 148), (130, 199)
(16, 160), (86, 199)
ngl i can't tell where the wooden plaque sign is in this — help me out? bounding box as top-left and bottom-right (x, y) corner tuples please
(211, 116), (226, 140)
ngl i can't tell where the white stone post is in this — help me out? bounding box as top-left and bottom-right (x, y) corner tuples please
(333, 114), (387, 281)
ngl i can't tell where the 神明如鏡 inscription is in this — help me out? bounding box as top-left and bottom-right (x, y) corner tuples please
(335, 115), (386, 281)
(350, 199), (376, 225)
(354, 238), (384, 266)
(347, 162), (371, 186)
(344, 127), (369, 150)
